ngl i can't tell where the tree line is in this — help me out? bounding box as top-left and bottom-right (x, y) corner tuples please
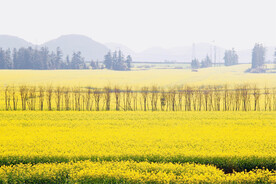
(2, 84), (275, 111)
(0, 47), (87, 69)
(0, 44), (273, 71)
(103, 50), (132, 71)
(0, 47), (132, 70)
(191, 55), (212, 69)
(191, 48), (239, 69)
(191, 43), (275, 71)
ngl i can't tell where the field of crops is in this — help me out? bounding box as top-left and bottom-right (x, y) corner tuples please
(1, 66), (275, 112)
(0, 161), (275, 183)
(1, 83), (276, 112)
(0, 67), (275, 183)
(0, 111), (275, 183)
(0, 65), (276, 87)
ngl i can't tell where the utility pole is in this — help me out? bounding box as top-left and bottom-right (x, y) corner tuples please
(218, 48), (220, 64)
(210, 44), (213, 62)
(192, 43), (196, 60)
(213, 40), (216, 67)
(214, 45), (216, 66)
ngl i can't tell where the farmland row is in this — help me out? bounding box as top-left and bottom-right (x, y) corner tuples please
(0, 161), (275, 183)
(1, 84), (276, 111)
(0, 111), (275, 173)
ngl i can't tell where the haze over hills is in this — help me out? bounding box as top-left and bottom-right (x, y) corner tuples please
(0, 35), (33, 49)
(42, 34), (109, 61)
(104, 42), (225, 62)
(133, 44), (226, 63)
(0, 34), (274, 63)
(105, 42), (135, 56)
(106, 43), (272, 64)
(0, 34), (109, 61)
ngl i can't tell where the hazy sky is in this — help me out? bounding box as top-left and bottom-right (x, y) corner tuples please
(0, 0), (275, 51)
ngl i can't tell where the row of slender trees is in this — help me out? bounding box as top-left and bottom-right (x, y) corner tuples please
(3, 84), (275, 111)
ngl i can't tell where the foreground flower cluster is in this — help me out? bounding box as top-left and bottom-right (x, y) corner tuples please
(0, 161), (275, 183)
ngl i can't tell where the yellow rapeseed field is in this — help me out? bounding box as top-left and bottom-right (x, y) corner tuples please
(0, 65), (275, 87)
(0, 111), (275, 183)
(0, 161), (275, 183)
(0, 66), (275, 183)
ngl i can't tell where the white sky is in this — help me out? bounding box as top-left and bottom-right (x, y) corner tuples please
(0, 0), (275, 51)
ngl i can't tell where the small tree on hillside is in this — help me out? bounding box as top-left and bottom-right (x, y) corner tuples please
(0, 48), (5, 69)
(0, 48), (12, 69)
(191, 58), (200, 69)
(103, 50), (132, 71)
(126, 55), (132, 70)
(90, 60), (100, 69)
(54, 47), (63, 69)
(104, 51), (112, 69)
(65, 55), (70, 69)
(201, 55), (212, 68)
(113, 50), (127, 71)
(224, 48), (238, 66)
(252, 43), (266, 69)
(70, 51), (86, 69)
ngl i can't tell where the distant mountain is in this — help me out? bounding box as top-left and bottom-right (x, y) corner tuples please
(135, 44), (275, 63)
(0, 35), (33, 49)
(134, 47), (172, 62)
(105, 42), (135, 56)
(0, 34), (274, 63)
(134, 43), (225, 62)
(42, 34), (109, 61)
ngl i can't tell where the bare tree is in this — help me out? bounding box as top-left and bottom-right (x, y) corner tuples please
(4, 86), (11, 110)
(93, 89), (101, 111)
(55, 86), (62, 111)
(160, 88), (166, 111)
(213, 86), (221, 111)
(253, 85), (260, 111)
(46, 85), (53, 111)
(104, 86), (111, 111)
(38, 86), (44, 111)
(64, 87), (70, 111)
(85, 87), (92, 111)
(114, 86), (121, 111)
(12, 86), (18, 110)
(150, 86), (158, 111)
(141, 87), (149, 111)
(264, 86), (271, 111)
(27, 86), (36, 110)
(19, 85), (28, 110)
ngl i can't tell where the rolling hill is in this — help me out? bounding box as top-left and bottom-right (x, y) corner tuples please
(0, 34), (274, 63)
(0, 35), (33, 49)
(42, 34), (109, 61)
